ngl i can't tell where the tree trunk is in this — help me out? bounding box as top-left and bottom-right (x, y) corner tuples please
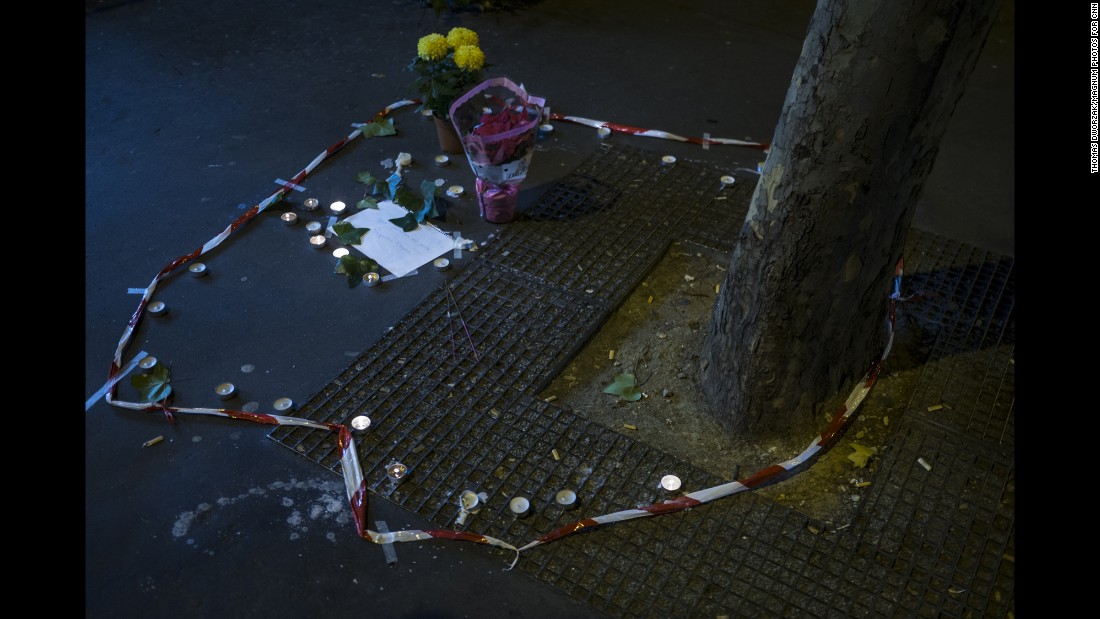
(702, 0), (1003, 441)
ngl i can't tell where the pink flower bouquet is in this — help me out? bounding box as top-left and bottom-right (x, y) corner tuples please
(448, 77), (545, 223)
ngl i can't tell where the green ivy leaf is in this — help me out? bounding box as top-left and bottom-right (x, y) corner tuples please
(360, 117), (396, 138)
(332, 221), (370, 245)
(131, 364), (172, 403)
(334, 254), (381, 288)
(357, 196), (380, 210)
(388, 211), (419, 232)
(603, 373), (642, 402)
(392, 185), (420, 211)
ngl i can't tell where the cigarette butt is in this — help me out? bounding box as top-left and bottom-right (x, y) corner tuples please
(544, 395), (557, 403)
(608, 350), (615, 360)
(714, 284), (720, 294)
(917, 457), (932, 471)
(552, 449), (561, 461)
(143, 435), (164, 448)
(927, 404), (944, 412)
(855, 481), (871, 488)
(489, 408), (500, 418)
(647, 295), (653, 304)
(623, 424), (637, 430)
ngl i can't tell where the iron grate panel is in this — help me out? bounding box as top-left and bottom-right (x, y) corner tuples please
(268, 142), (1013, 618)
(900, 228), (1015, 449)
(846, 417), (1015, 618)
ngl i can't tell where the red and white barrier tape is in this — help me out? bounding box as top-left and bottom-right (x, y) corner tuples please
(92, 98), (902, 568)
(547, 112), (770, 151)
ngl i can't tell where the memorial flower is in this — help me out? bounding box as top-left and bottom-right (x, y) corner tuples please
(407, 27), (487, 120)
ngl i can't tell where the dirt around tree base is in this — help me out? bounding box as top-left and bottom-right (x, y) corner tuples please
(537, 241), (922, 528)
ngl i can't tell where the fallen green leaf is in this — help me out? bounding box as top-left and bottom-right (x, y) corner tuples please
(392, 185), (420, 211)
(131, 364), (172, 403)
(357, 196), (380, 210)
(603, 373), (642, 402)
(388, 211), (419, 232)
(847, 443), (878, 468)
(334, 254), (381, 288)
(360, 117), (396, 138)
(333, 221), (370, 245)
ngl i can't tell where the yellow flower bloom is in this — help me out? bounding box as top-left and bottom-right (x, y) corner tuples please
(446, 27), (479, 49)
(417, 33), (448, 61)
(453, 45), (485, 71)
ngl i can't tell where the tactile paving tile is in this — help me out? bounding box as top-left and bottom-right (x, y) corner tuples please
(269, 142), (1014, 618)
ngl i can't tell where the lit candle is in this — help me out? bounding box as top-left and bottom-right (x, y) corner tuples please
(385, 461), (408, 483)
(720, 175), (736, 186)
(508, 496), (531, 518)
(659, 474), (682, 492)
(597, 127), (611, 139)
(273, 397), (294, 412)
(332, 247), (350, 259)
(433, 257), (450, 271)
(350, 415), (371, 432)
(434, 154), (450, 167)
(309, 234), (326, 249)
(420, 108), (434, 121)
(281, 212), (298, 225)
(554, 489), (578, 510)
(138, 355), (158, 373)
(446, 185), (464, 198)
(188, 262), (208, 277)
(329, 201), (347, 216)
(537, 123), (554, 140)
(305, 221), (323, 235)
(362, 272), (381, 287)
(661, 155), (677, 165)
(214, 382), (236, 400)
(147, 300), (168, 317)
(303, 198), (320, 212)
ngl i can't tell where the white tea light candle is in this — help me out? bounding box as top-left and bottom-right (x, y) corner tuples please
(305, 221), (323, 235)
(329, 201), (347, 216)
(508, 496), (531, 518)
(597, 127), (611, 139)
(281, 212), (298, 225)
(138, 355), (158, 373)
(215, 382), (236, 400)
(188, 262), (208, 277)
(303, 197), (320, 211)
(350, 415), (371, 432)
(309, 235), (326, 249)
(554, 489), (578, 510)
(386, 461), (408, 483)
(148, 301), (168, 317)
(332, 247), (350, 259)
(273, 397), (294, 412)
(434, 154), (450, 167)
(659, 474), (682, 492)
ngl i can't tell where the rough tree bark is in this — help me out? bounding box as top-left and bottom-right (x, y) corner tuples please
(702, 0), (1003, 441)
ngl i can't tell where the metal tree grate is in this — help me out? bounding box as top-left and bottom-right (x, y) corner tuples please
(268, 142), (1014, 618)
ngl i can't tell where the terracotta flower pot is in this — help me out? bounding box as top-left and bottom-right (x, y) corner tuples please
(434, 116), (463, 154)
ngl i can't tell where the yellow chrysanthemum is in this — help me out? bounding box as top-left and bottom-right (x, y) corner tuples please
(446, 27), (479, 50)
(417, 33), (448, 61)
(453, 45), (485, 72)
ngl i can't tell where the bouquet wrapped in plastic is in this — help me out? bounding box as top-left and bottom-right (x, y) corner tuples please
(448, 77), (545, 223)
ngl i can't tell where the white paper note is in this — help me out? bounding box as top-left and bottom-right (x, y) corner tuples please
(341, 201), (454, 277)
